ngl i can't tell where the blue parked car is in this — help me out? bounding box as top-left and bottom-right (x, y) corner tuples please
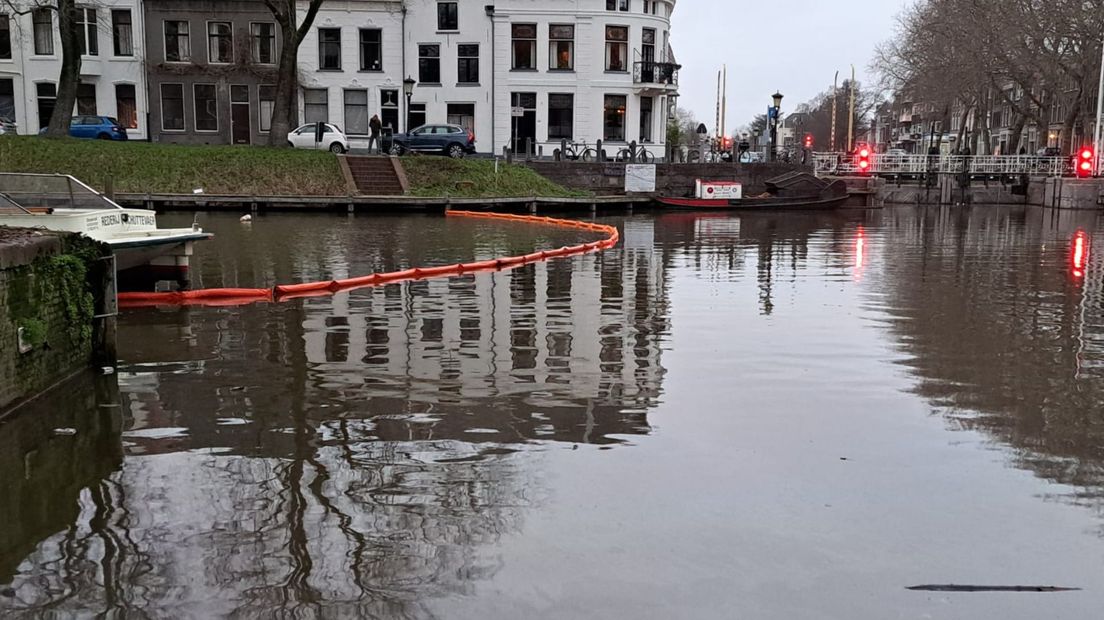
(389, 124), (476, 158)
(38, 115), (129, 140)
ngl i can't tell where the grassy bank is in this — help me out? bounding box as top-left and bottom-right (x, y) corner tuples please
(0, 136), (347, 195)
(401, 156), (588, 198)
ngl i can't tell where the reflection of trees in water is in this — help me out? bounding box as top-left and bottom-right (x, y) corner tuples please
(3, 228), (671, 616)
(876, 207), (1104, 504)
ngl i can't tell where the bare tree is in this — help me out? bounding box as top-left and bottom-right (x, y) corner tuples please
(5, 0), (83, 137)
(261, 0), (325, 146)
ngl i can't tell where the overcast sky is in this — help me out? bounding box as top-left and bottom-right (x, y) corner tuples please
(670, 0), (910, 132)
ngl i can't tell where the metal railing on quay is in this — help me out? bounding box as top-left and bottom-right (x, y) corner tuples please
(812, 153), (1071, 177)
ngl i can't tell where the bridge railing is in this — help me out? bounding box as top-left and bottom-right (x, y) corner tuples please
(812, 153), (1069, 177)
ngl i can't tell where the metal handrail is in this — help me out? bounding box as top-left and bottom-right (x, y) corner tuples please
(812, 153), (1071, 177)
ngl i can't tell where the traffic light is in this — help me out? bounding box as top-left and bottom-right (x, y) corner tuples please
(803, 133), (813, 150)
(857, 146), (872, 174)
(1077, 146), (1094, 178)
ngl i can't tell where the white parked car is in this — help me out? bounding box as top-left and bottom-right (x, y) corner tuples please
(287, 123), (348, 153)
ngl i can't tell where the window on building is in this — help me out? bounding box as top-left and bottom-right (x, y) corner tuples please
(0, 79), (15, 122)
(258, 85), (274, 132)
(115, 84), (137, 129)
(548, 25), (574, 70)
(510, 92), (536, 154)
(607, 0), (629, 10)
(640, 96), (653, 142)
(36, 83), (56, 130)
(76, 83), (96, 115)
(344, 89), (368, 134)
(548, 94), (573, 140)
(112, 10), (133, 56)
(457, 44), (479, 83)
(318, 28), (341, 70)
(208, 22), (232, 63)
(194, 84), (217, 131)
(604, 94), (626, 141)
(409, 102), (426, 129)
(380, 89), (399, 131)
(33, 9), (53, 55)
(511, 24), (536, 70)
(437, 2), (458, 31)
(304, 88), (328, 124)
(251, 23), (275, 64)
(359, 29), (381, 71)
(0, 14), (11, 60)
(605, 26), (628, 71)
(447, 103), (474, 130)
(418, 44), (440, 83)
(165, 20), (190, 62)
(77, 8), (98, 56)
(160, 83), (184, 131)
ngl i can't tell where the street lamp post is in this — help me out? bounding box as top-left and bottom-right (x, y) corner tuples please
(403, 77), (416, 133)
(769, 92), (783, 163)
(753, 128), (762, 156)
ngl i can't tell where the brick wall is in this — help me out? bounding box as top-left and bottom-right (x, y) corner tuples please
(526, 162), (810, 196)
(0, 231), (110, 414)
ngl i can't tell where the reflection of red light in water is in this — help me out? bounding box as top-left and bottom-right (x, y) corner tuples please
(1072, 231), (1088, 279)
(855, 228), (866, 269)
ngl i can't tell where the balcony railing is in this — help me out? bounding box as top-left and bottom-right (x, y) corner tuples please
(633, 61), (680, 87)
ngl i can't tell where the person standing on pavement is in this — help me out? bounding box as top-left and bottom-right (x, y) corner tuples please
(368, 114), (382, 155)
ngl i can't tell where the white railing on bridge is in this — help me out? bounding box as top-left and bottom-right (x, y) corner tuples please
(812, 153), (1069, 177)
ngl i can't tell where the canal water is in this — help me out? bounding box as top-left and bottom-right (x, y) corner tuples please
(2, 206), (1103, 618)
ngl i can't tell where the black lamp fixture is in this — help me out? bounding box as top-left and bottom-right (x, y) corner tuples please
(769, 91), (784, 163)
(403, 77), (416, 132)
(772, 91), (784, 110)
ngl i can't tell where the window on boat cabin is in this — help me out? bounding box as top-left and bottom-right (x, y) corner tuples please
(193, 84), (218, 131)
(548, 94), (573, 140)
(251, 23), (276, 64)
(418, 44), (440, 83)
(0, 14), (11, 60)
(116, 84), (137, 129)
(77, 8), (98, 56)
(548, 25), (573, 70)
(604, 94), (626, 141)
(164, 20), (190, 62)
(380, 89), (399, 131)
(605, 26), (628, 71)
(76, 83), (97, 115)
(437, 2), (458, 31)
(208, 22), (233, 64)
(359, 29), (381, 71)
(303, 88), (328, 124)
(33, 9), (53, 55)
(112, 10), (133, 57)
(344, 89), (369, 134)
(0, 79), (14, 122)
(258, 85), (274, 132)
(318, 28), (341, 70)
(160, 83), (185, 131)
(511, 24), (536, 70)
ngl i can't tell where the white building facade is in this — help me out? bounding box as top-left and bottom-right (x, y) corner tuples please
(1, 1), (149, 139)
(299, 0), (679, 156)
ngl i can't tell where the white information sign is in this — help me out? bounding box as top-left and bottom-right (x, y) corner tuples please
(625, 164), (657, 193)
(511, 106), (525, 117)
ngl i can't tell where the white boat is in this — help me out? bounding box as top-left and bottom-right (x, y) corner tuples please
(0, 173), (211, 288)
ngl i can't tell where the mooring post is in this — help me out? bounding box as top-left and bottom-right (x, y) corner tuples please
(596, 139), (604, 162)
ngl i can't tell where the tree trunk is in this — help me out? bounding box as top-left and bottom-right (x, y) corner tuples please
(955, 102), (970, 148)
(267, 21), (300, 146)
(46, 0), (82, 137)
(1007, 114), (1027, 154)
(1060, 96), (1082, 155)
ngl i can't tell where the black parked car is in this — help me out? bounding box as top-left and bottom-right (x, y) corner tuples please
(389, 124), (476, 158)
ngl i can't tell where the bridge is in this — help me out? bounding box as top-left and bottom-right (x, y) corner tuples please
(812, 153), (1074, 177)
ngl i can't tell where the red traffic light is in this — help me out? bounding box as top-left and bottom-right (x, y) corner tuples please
(803, 133), (813, 149)
(1077, 146), (1094, 178)
(859, 147), (871, 158)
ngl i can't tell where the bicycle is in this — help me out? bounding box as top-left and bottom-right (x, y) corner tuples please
(555, 140), (598, 162)
(615, 145), (654, 163)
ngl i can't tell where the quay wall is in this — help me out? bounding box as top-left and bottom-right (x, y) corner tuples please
(0, 230), (113, 415)
(526, 162), (806, 196)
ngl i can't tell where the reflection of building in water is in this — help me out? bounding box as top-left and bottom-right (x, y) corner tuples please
(0, 223), (672, 616)
(878, 206), (1104, 500)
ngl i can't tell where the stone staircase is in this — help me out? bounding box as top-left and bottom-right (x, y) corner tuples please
(342, 156), (407, 196)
